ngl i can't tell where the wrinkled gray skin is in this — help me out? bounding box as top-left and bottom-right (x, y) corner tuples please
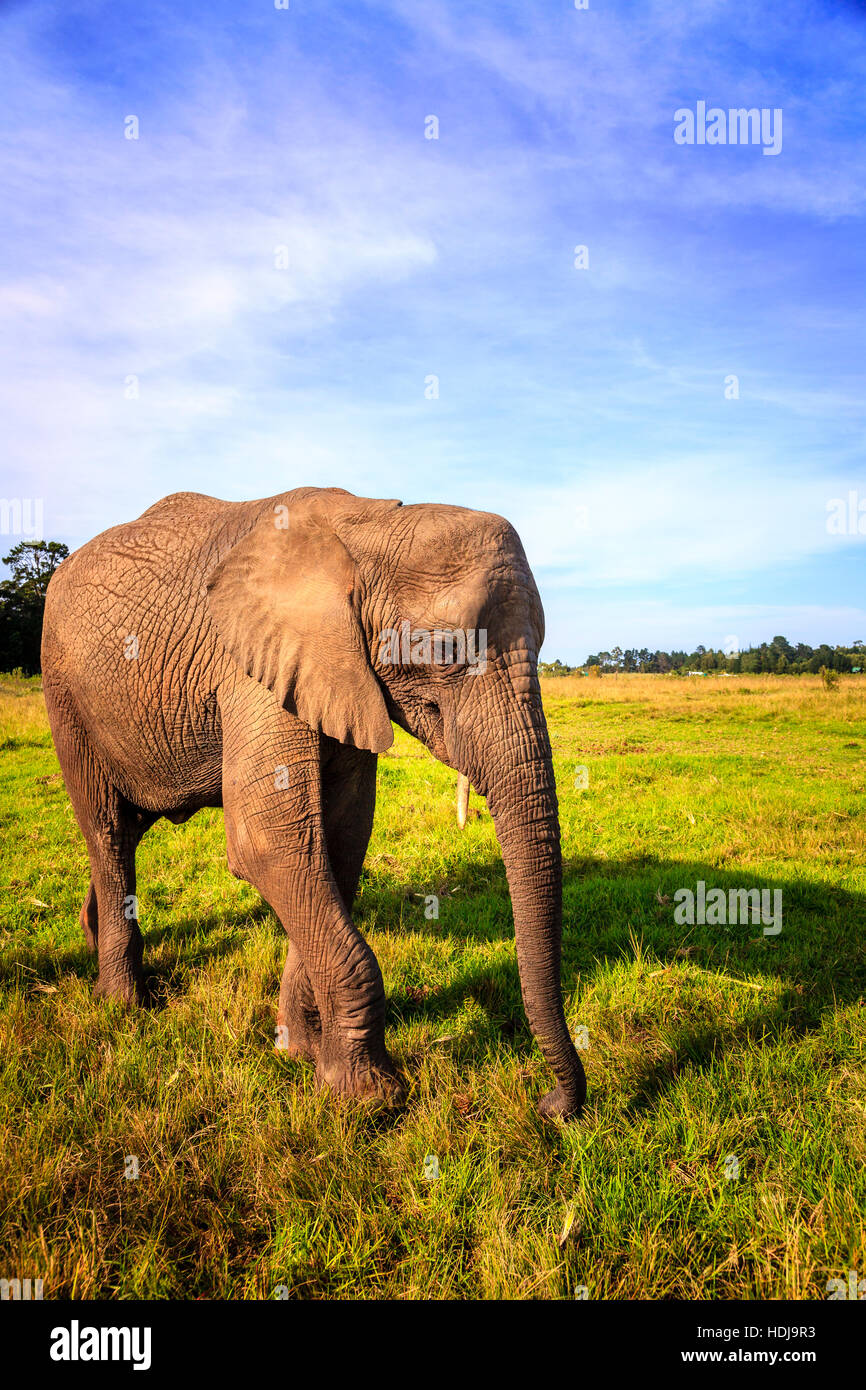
(41, 488), (586, 1119)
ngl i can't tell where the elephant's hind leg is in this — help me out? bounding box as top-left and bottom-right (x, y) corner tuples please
(321, 739), (378, 914)
(80, 881), (98, 954)
(87, 798), (154, 1004)
(44, 680), (148, 1004)
(276, 938), (322, 1062)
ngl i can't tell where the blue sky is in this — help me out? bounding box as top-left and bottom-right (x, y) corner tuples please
(1, 0), (864, 662)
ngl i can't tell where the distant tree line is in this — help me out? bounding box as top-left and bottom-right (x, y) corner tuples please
(541, 636), (865, 678)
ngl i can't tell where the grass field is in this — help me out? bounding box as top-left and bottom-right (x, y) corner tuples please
(1, 670), (864, 1300)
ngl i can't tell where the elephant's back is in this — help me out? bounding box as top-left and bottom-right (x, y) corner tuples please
(44, 496), (253, 614)
(40, 497), (249, 799)
(40, 496), (254, 698)
(137, 491), (232, 523)
(41, 490), (294, 674)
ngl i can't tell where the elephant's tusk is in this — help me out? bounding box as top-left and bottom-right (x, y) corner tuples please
(456, 772), (470, 829)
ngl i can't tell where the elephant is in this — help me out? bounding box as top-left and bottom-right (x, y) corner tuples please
(41, 487), (586, 1120)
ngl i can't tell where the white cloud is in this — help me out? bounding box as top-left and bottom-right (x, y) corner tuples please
(493, 463), (865, 588)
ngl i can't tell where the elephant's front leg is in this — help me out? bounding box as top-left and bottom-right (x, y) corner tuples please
(221, 687), (404, 1107)
(276, 739), (378, 1061)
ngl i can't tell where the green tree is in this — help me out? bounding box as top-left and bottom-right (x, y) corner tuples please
(0, 540), (69, 675)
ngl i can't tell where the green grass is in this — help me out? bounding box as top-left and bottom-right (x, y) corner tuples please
(1, 670), (864, 1299)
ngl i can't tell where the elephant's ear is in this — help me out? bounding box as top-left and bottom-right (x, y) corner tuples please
(206, 503), (394, 753)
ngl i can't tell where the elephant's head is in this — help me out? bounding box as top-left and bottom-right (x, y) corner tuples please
(206, 487), (585, 1119)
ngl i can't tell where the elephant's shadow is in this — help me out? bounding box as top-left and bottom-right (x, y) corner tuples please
(358, 852), (866, 1097)
(0, 903), (270, 1005)
(14, 850), (865, 1112)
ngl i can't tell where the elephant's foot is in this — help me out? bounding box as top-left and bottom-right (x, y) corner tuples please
(316, 1051), (406, 1110)
(538, 1081), (586, 1122)
(94, 970), (146, 1007)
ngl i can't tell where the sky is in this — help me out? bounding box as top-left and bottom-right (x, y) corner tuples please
(0, 0), (864, 663)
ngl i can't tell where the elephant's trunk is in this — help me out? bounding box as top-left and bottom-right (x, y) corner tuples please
(461, 690), (586, 1120)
